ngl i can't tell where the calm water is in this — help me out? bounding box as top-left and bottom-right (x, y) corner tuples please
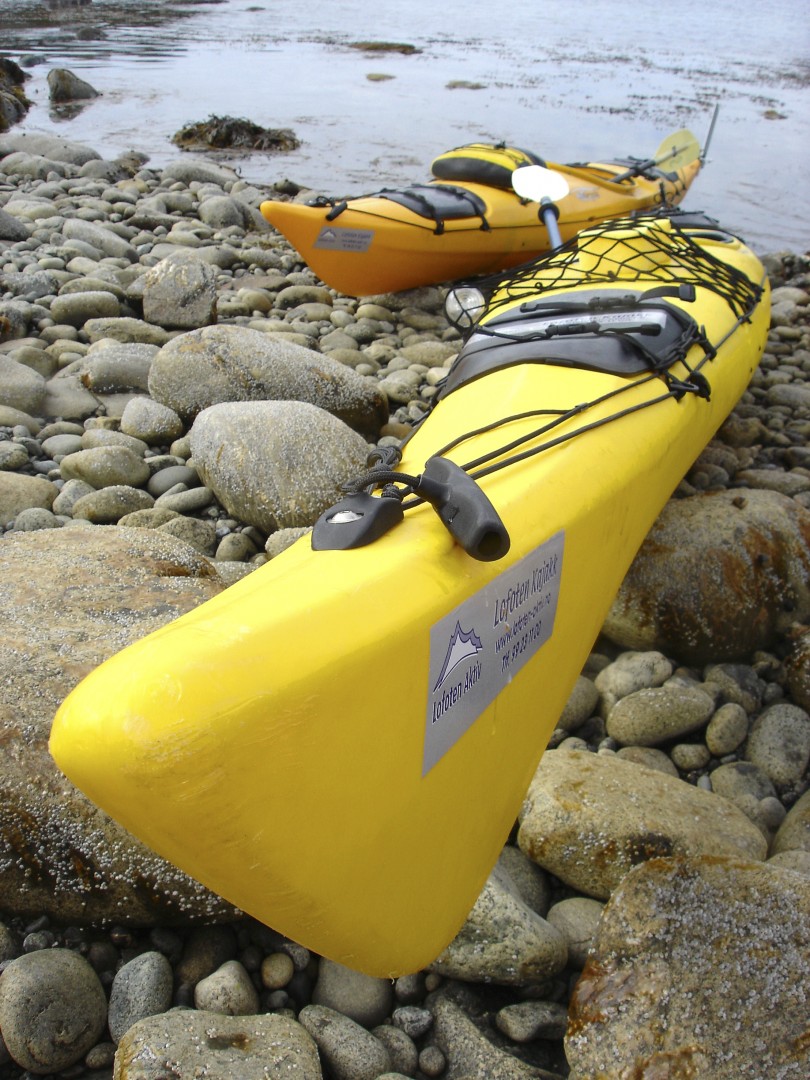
(1, 0), (808, 252)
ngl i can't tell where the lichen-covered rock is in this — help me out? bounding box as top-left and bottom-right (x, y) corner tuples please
(148, 324), (388, 437)
(603, 490), (810, 664)
(189, 400), (370, 532)
(565, 855), (810, 1079)
(0, 527), (237, 924)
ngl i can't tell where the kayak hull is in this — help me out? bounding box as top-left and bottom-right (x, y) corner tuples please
(50, 215), (768, 976)
(260, 158), (701, 295)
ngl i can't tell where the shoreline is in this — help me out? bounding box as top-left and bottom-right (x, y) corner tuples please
(1, 133), (809, 1079)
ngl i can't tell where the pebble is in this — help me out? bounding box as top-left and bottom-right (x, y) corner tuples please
(703, 661), (767, 713)
(606, 683), (716, 746)
(158, 514), (217, 555)
(705, 700), (750, 754)
(745, 702), (810, 788)
(0, 441), (30, 470)
(260, 950), (295, 990)
(0, 132), (808, 1080)
(391, 1005), (434, 1040)
(428, 862), (568, 985)
(0, 949), (107, 1073)
(119, 396), (184, 444)
(153, 484), (214, 513)
(593, 649), (673, 715)
(771, 788), (810, 855)
(146, 463), (199, 497)
(615, 744), (680, 776)
(141, 249), (218, 329)
(372, 1024), (420, 1075)
(71, 484), (155, 522)
(311, 957), (394, 1028)
(545, 897), (604, 968)
(115, 1009), (322, 1079)
(556, 674), (599, 732)
(495, 999), (570, 1042)
(193, 958), (260, 1015)
(59, 445), (151, 488)
(107, 951), (173, 1043)
(298, 1004), (392, 1080)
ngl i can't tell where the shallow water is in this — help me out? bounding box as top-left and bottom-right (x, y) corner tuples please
(2, 0), (808, 253)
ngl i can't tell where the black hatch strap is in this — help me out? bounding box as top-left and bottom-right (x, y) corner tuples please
(438, 288), (711, 398)
(375, 184), (490, 233)
(314, 184), (491, 233)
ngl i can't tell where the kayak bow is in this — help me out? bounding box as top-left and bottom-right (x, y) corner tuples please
(50, 209), (768, 976)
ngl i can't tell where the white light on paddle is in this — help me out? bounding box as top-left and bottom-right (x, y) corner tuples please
(445, 286), (487, 330)
(512, 165), (570, 204)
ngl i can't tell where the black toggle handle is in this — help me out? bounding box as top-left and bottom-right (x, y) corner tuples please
(416, 457), (510, 562)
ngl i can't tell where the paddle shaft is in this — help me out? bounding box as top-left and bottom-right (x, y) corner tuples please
(540, 198), (563, 249)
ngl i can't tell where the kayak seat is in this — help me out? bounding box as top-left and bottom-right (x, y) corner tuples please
(375, 184), (490, 233)
(431, 143), (546, 190)
(439, 289), (703, 398)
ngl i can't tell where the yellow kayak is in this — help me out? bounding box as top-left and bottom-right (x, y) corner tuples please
(260, 130), (703, 295)
(50, 209), (768, 977)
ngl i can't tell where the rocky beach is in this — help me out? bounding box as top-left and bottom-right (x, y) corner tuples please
(0, 126), (809, 1080)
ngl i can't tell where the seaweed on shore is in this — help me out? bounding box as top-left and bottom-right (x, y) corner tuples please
(349, 41), (421, 55)
(171, 115), (300, 153)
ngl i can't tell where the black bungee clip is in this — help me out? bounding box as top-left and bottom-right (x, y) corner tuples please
(311, 456), (510, 561)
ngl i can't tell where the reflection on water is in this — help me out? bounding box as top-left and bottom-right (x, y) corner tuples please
(1, 0), (808, 252)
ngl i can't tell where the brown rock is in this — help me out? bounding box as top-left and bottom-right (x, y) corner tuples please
(517, 749), (767, 899)
(0, 526), (238, 924)
(785, 627), (810, 711)
(566, 855), (810, 1079)
(603, 490), (810, 665)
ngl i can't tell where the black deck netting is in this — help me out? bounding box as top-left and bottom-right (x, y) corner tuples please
(468, 210), (763, 323)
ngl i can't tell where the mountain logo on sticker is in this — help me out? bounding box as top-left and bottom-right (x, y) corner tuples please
(432, 621), (483, 693)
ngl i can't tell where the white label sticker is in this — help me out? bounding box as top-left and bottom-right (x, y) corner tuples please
(314, 226), (374, 252)
(423, 531), (564, 775)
